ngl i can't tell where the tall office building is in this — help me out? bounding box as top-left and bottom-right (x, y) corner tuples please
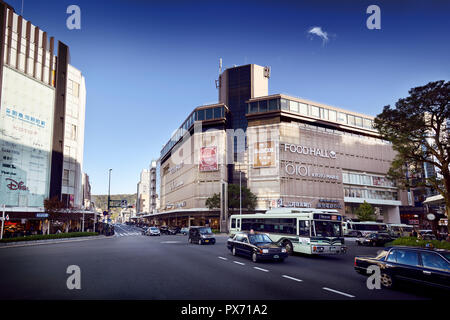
(136, 169), (150, 213)
(0, 1), (88, 236)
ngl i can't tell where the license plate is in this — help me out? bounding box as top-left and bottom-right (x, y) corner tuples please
(205, 240), (209, 242)
(273, 255), (279, 259)
(330, 247), (336, 251)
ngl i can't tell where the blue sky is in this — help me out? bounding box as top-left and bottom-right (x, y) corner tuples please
(7, 0), (450, 195)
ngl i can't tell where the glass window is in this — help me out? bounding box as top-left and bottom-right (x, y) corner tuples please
(280, 99), (289, 111)
(259, 100), (268, 112)
(329, 110), (337, 122)
(338, 112), (347, 123)
(299, 220), (310, 236)
(299, 103), (308, 115)
(363, 118), (372, 129)
(395, 249), (419, 266)
(347, 115), (355, 126)
(268, 99), (279, 111)
(214, 107), (222, 119)
(196, 109), (204, 121)
(386, 250), (397, 262)
(289, 100), (299, 113)
(355, 116), (363, 127)
(205, 108), (213, 120)
(321, 108), (328, 120)
(421, 252), (449, 270)
(250, 102), (258, 113)
(310, 105), (320, 117)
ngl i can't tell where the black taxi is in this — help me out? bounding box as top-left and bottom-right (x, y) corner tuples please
(227, 232), (288, 263)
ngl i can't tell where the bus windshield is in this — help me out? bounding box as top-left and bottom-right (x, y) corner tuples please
(313, 221), (342, 237)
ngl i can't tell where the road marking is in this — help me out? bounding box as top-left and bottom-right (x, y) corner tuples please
(253, 267), (269, 272)
(218, 256), (228, 260)
(160, 241), (181, 244)
(322, 287), (355, 298)
(282, 275), (303, 282)
(233, 261), (245, 265)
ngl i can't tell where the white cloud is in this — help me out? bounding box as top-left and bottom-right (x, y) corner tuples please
(308, 26), (329, 45)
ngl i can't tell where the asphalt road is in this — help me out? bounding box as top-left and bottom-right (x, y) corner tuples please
(0, 224), (445, 300)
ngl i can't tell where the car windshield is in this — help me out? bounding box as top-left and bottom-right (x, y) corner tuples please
(313, 221), (342, 237)
(150, 227), (158, 231)
(248, 234), (272, 244)
(440, 252), (450, 261)
(199, 227), (212, 234)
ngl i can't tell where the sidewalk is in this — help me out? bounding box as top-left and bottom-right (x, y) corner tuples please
(0, 234), (110, 248)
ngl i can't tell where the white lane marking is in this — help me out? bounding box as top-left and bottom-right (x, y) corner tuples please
(233, 261), (245, 265)
(218, 256), (228, 260)
(282, 275), (303, 282)
(160, 241), (181, 244)
(254, 267), (269, 272)
(322, 287), (355, 298)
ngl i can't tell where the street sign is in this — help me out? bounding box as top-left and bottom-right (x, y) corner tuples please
(108, 200), (122, 208)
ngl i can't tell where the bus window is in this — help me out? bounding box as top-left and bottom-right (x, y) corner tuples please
(299, 220), (309, 236)
(237, 219), (241, 229)
(231, 219), (236, 229)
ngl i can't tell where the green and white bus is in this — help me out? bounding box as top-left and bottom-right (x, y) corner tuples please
(229, 208), (347, 255)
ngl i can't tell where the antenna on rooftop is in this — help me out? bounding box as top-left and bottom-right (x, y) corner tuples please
(21, 0), (24, 15)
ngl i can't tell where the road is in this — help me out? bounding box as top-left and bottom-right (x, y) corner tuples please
(0, 224), (444, 300)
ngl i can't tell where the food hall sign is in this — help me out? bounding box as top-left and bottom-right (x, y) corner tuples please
(283, 143), (336, 159)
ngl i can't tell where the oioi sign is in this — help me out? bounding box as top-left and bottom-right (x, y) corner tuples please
(284, 163), (339, 181)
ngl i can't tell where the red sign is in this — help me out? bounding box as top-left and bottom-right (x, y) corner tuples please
(199, 146), (218, 172)
(5, 178), (29, 191)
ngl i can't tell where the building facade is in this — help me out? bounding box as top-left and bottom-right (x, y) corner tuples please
(136, 169), (150, 214)
(0, 1), (90, 237)
(152, 63), (408, 231)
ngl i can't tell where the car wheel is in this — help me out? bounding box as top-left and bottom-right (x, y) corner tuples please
(380, 273), (394, 288)
(252, 252), (258, 263)
(232, 246), (236, 256)
(283, 240), (293, 255)
(198, 239), (202, 245)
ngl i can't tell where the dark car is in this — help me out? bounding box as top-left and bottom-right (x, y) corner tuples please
(227, 232), (288, 263)
(354, 246), (450, 290)
(188, 226), (216, 245)
(168, 226), (181, 235)
(356, 232), (394, 247)
(159, 226), (170, 235)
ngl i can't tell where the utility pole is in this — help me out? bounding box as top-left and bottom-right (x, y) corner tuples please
(107, 169), (112, 215)
(239, 170), (242, 215)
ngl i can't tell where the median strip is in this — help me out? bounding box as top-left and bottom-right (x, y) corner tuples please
(282, 275), (303, 282)
(233, 261), (245, 265)
(253, 267), (269, 272)
(322, 287), (355, 298)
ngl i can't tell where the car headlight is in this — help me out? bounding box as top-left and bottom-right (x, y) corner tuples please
(201, 235), (206, 238)
(281, 248), (287, 253)
(262, 249), (269, 254)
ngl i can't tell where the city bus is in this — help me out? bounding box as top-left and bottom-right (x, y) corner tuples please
(342, 220), (388, 237)
(386, 223), (414, 238)
(229, 208), (346, 255)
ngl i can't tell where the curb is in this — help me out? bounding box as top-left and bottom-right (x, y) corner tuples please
(0, 235), (111, 249)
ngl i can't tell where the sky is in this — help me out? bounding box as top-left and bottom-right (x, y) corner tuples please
(6, 0), (450, 195)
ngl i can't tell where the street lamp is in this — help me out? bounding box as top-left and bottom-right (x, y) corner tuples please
(107, 169), (112, 219)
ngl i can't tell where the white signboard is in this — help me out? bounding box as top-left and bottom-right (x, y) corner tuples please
(0, 67), (55, 207)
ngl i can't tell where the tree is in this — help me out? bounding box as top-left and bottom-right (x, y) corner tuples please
(205, 193), (220, 210)
(374, 80), (450, 232)
(204, 184), (257, 212)
(355, 201), (376, 221)
(43, 196), (64, 215)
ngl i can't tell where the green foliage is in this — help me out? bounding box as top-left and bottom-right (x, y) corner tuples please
(205, 193), (220, 209)
(385, 237), (450, 250)
(204, 184), (257, 211)
(0, 232), (99, 243)
(374, 80), (450, 232)
(355, 201), (376, 221)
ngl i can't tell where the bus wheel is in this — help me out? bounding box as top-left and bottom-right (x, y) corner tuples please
(283, 240), (293, 255)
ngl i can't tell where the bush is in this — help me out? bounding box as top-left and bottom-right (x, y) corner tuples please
(0, 232), (99, 243)
(212, 229), (220, 234)
(385, 237), (450, 250)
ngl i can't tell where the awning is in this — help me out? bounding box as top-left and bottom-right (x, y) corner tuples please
(423, 194), (444, 205)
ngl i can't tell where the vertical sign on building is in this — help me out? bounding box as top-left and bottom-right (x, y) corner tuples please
(253, 141), (275, 168)
(199, 146), (218, 172)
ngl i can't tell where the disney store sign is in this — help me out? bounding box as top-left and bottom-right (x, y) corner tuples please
(5, 178), (29, 191)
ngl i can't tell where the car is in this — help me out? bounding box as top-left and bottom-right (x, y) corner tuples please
(168, 226), (181, 235)
(356, 232), (394, 247)
(419, 230), (437, 240)
(180, 227), (189, 235)
(354, 246), (450, 290)
(144, 227), (161, 236)
(227, 232), (288, 263)
(188, 226), (216, 245)
(159, 226), (170, 235)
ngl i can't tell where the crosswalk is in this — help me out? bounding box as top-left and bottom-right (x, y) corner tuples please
(114, 232), (142, 237)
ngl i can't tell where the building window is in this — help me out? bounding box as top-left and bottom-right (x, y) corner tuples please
(355, 116), (363, 127)
(329, 110), (337, 122)
(268, 99), (279, 111)
(73, 81), (80, 98)
(280, 99), (289, 111)
(299, 103), (308, 115)
(63, 169), (69, 186)
(310, 105), (320, 117)
(196, 109), (205, 121)
(214, 107), (222, 119)
(259, 100), (268, 112)
(250, 102), (258, 113)
(71, 125), (77, 141)
(347, 115), (355, 126)
(205, 108), (213, 120)
(289, 100), (298, 113)
(338, 112), (346, 123)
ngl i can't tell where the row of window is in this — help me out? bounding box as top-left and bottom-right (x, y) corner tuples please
(342, 172), (396, 188)
(161, 106), (226, 158)
(344, 187), (398, 201)
(247, 98), (375, 130)
(241, 218), (297, 235)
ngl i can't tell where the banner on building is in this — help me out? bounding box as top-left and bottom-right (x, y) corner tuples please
(253, 141), (275, 168)
(199, 146), (218, 172)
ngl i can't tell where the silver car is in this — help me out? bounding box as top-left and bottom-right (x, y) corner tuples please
(145, 227), (161, 236)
